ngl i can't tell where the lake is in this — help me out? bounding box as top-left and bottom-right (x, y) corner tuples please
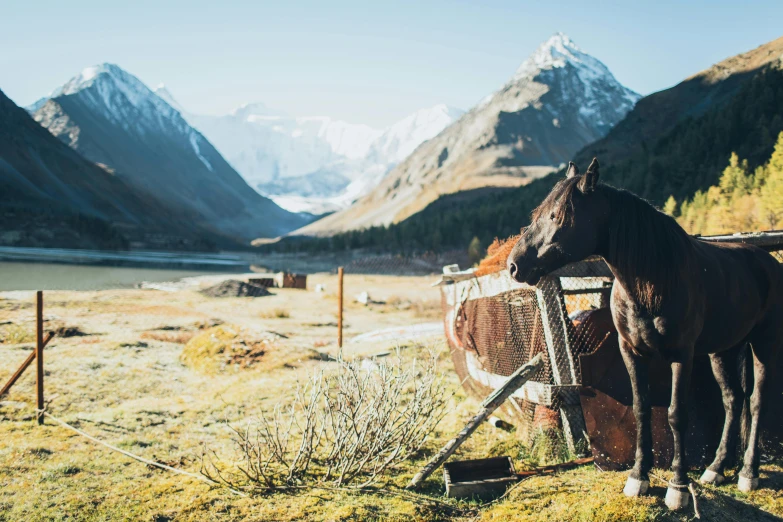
(0, 262), (234, 291)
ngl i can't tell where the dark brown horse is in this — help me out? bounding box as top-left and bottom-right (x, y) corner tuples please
(507, 159), (783, 510)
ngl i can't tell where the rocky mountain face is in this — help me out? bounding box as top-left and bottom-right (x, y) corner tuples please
(0, 88), (211, 250)
(31, 64), (308, 242)
(572, 35), (783, 203)
(296, 32), (640, 235)
(160, 87), (463, 214)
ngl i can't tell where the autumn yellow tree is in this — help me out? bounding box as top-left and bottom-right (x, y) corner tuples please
(672, 145), (777, 235)
(759, 132), (783, 229)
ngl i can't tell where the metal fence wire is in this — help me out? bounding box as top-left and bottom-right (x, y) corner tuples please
(439, 231), (783, 451)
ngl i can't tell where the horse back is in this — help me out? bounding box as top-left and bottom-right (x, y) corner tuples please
(694, 240), (783, 353)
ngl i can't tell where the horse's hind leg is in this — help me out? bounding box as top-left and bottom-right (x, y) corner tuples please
(700, 345), (745, 485)
(739, 323), (779, 492)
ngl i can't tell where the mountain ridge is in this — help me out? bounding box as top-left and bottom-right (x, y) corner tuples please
(163, 89), (464, 214)
(31, 63), (309, 241)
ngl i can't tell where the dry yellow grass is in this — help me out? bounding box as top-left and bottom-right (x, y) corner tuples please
(0, 323), (35, 344)
(0, 278), (781, 521)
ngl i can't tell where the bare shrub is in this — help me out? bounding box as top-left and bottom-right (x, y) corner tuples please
(202, 351), (452, 491)
(259, 308), (291, 319)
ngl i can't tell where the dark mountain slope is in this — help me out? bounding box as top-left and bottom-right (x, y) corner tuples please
(574, 36), (783, 203)
(0, 88), (211, 249)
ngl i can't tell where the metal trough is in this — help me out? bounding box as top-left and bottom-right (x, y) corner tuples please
(443, 457), (517, 499)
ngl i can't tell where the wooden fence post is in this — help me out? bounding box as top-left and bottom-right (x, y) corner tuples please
(337, 267), (344, 349)
(36, 290), (44, 425)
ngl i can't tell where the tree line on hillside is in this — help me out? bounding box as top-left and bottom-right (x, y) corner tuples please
(265, 67), (783, 256)
(592, 67), (783, 205)
(666, 132), (783, 235)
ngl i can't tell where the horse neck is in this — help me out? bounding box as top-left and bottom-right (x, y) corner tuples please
(597, 186), (694, 311)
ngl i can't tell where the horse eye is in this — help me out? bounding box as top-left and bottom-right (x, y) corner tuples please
(550, 213), (556, 222)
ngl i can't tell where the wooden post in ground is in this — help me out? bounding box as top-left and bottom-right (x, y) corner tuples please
(36, 290), (44, 425)
(337, 267), (344, 349)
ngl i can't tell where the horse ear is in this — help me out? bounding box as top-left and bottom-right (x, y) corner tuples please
(578, 157), (600, 193)
(566, 161), (579, 178)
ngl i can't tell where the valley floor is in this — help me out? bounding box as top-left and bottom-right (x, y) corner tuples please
(0, 274), (781, 521)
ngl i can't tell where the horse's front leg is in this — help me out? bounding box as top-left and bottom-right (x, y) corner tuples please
(620, 342), (653, 497)
(665, 356), (693, 510)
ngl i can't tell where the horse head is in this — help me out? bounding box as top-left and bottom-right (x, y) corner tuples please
(507, 158), (608, 285)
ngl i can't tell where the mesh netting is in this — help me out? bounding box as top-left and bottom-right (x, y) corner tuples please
(440, 236), (783, 448)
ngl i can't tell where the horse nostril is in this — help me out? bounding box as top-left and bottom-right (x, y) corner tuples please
(509, 262), (518, 278)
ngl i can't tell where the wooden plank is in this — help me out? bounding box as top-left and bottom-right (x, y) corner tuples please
(536, 277), (586, 452)
(407, 353), (544, 490)
(697, 230), (783, 248)
(337, 267), (344, 349)
(36, 291), (44, 425)
(536, 277), (577, 385)
(0, 332), (53, 398)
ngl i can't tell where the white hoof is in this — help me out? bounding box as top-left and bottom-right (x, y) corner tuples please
(665, 484), (690, 510)
(699, 469), (725, 485)
(738, 475), (759, 492)
(623, 477), (649, 497)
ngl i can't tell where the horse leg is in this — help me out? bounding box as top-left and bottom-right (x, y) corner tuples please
(738, 331), (776, 492)
(665, 356), (693, 510)
(620, 343), (652, 497)
(700, 345), (745, 485)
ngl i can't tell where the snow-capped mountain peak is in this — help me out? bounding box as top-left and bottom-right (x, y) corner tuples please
(515, 32), (592, 78)
(153, 83), (184, 113)
(367, 103), (464, 164)
(511, 33), (640, 123)
(37, 63), (219, 172)
(157, 87), (464, 214)
(231, 102), (289, 121)
(51, 63), (179, 125)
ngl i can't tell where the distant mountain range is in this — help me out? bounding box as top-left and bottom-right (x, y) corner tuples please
(158, 88), (464, 214)
(296, 33), (640, 235)
(29, 64), (309, 243)
(285, 35), (783, 254)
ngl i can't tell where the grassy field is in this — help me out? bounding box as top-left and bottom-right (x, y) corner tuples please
(1, 273), (782, 521)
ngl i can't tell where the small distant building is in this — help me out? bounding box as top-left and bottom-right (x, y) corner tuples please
(249, 272), (307, 290)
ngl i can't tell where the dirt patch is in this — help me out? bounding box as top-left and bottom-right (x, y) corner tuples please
(200, 280), (272, 298)
(180, 325), (280, 373)
(53, 325), (88, 338)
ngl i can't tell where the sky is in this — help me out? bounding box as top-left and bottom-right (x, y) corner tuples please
(1, 0), (782, 128)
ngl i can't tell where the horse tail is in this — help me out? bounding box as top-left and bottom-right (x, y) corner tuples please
(739, 342), (753, 458)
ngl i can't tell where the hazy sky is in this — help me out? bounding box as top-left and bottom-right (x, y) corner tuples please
(2, 0), (782, 127)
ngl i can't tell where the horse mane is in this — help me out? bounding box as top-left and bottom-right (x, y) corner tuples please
(531, 177), (582, 226)
(603, 187), (694, 310)
(533, 178), (694, 312)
